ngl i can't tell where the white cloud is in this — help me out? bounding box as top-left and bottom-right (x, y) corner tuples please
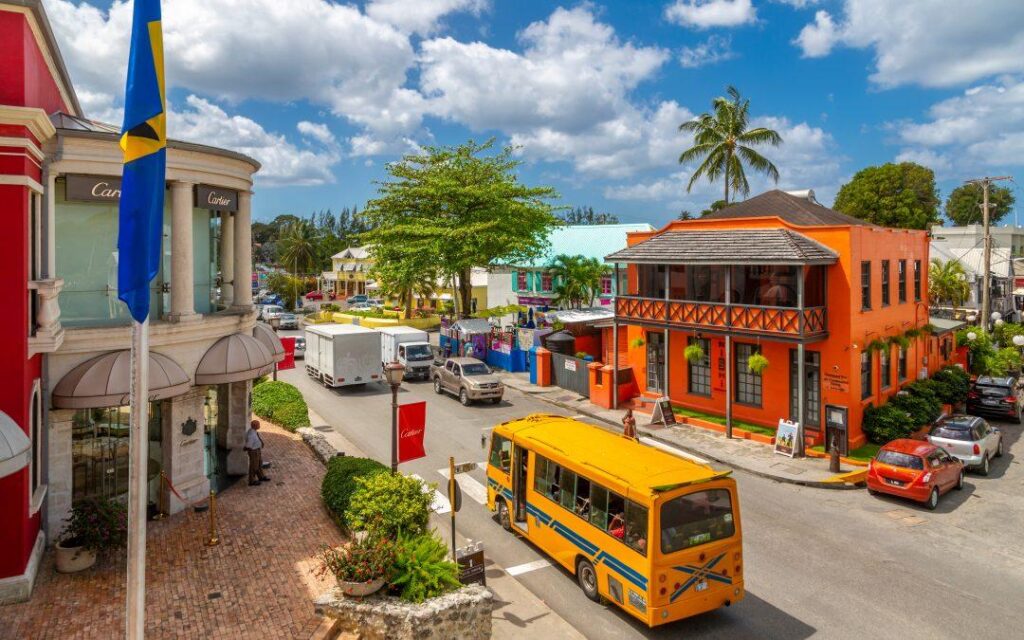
(792, 1), (1024, 88)
(366, 0), (488, 36)
(172, 96), (340, 187)
(773, 0), (820, 7)
(794, 10), (837, 58)
(664, 0), (756, 29)
(679, 35), (736, 68)
(894, 148), (954, 177)
(296, 122), (336, 145)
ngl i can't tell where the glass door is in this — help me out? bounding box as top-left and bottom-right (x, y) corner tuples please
(646, 332), (665, 393)
(789, 350), (821, 431)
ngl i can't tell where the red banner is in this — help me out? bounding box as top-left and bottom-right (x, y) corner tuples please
(279, 336), (296, 371)
(398, 401), (427, 463)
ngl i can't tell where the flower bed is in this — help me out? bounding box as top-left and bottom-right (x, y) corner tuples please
(670, 407), (776, 444)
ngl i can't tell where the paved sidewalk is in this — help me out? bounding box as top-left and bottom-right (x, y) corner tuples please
(495, 371), (863, 489)
(305, 410), (585, 640)
(3, 421), (344, 640)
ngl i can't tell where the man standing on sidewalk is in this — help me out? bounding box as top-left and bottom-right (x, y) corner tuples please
(245, 420), (271, 486)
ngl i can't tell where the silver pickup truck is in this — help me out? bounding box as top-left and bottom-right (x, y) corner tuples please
(430, 357), (504, 406)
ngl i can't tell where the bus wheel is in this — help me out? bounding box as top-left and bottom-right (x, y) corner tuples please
(576, 558), (600, 602)
(497, 500), (512, 532)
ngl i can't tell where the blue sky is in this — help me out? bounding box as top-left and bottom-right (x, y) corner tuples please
(45, 0), (1024, 225)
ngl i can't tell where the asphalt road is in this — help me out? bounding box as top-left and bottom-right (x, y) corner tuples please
(276, 332), (1024, 639)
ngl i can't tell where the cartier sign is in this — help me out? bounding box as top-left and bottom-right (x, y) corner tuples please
(66, 174), (123, 202)
(195, 184), (238, 212)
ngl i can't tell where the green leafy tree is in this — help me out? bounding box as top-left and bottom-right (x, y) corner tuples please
(944, 183), (1015, 226)
(928, 259), (970, 307)
(372, 261), (438, 319)
(561, 205), (620, 225)
(361, 139), (560, 316)
(549, 254), (609, 309)
(679, 86), (782, 204)
(833, 162), (940, 229)
(265, 272), (314, 309)
(277, 220), (321, 276)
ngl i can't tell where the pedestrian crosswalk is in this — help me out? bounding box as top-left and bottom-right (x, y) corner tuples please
(411, 463), (490, 515)
(410, 473), (452, 514)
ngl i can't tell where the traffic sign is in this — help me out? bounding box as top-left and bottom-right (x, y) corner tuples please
(453, 461), (478, 474)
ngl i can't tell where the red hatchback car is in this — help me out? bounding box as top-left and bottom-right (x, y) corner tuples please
(304, 290), (324, 300)
(866, 439), (965, 510)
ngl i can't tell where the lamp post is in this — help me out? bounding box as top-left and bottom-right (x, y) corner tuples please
(384, 360), (406, 473)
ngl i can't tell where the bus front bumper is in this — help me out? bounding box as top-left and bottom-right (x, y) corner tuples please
(649, 580), (745, 626)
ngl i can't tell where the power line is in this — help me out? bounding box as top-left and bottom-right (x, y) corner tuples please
(964, 175), (1013, 325)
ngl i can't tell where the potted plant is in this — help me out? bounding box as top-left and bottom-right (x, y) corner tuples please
(684, 343), (705, 364)
(315, 533), (395, 597)
(56, 497), (128, 573)
(747, 352), (770, 374)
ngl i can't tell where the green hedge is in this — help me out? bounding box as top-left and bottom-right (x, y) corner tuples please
(931, 366), (970, 405)
(863, 404), (917, 445)
(321, 456), (388, 529)
(251, 381), (310, 431)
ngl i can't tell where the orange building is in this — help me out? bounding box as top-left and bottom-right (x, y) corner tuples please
(603, 190), (958, 451)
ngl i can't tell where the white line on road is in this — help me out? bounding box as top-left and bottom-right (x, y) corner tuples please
(437, 465), (489, 505)
(411, 473), (451, 514)
(504, 559), (552, 577)
(639, 436), (709, 464)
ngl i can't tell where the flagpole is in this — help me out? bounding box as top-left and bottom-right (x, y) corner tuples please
(126, 317), (150, 640)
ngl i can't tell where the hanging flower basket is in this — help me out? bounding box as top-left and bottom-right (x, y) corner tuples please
(747, 353), (770, 374)
(629, 337), (646, 349)
(866, 339), (888, 354)
(684, 343), (705, 363)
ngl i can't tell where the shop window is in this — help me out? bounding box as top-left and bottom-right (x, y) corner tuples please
(861, 351), (873, 399)
(898, 347), (908, 381)
(516, 272), (527, 291)
(880, 348), (892, 390)
(861, 261), (871, 310)
(600, 276), (612, 295)
(881, 260), (890, 306)
(71, 402), (163, 504)
(731, 265), (798, 307)
(29, 380), (45, 513)
(734, 343), (762, 406)
(541, 273), (553, 292)
(28, 193), (42, 336)
(637, 264), (666, 298)
(914, 260), (922, 301)
(898, 260), (907, 303)
(687, 337), (711, 397)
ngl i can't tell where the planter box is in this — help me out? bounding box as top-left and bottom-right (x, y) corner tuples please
(680, 414), (775, 445)
(314, 584), (493, 640)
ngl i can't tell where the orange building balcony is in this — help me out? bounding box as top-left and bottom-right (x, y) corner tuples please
(615, 296), (827, 339)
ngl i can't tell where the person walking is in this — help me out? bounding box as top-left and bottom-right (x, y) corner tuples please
(245, 419), (271, 486)
(622, 408), (637, 441)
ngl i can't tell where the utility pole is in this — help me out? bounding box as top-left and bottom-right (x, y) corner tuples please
(966, 176), (1012, 330)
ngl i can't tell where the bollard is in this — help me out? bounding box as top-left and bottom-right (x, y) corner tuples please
(153, 472), (167, 520)
(205, 490), (220, 547)
(829, 435), (841, 474)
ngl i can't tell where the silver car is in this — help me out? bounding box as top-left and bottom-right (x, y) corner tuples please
(293, 337), (305, 359)
(927, 415), (1004, 476)
(278, 313), (298, 329)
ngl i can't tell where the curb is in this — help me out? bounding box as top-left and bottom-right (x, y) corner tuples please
(521, 389), (863, 491)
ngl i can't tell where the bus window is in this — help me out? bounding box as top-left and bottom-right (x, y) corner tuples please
(590, 485), (609, 530)
(489, 434), (512, 473)
(660, 489), (735, 554)
(574, 476), (591, 519)
(607, 492), (626, 539)
(560, 469), (577, 512)
(623, 502), (648, 555)
(534, 455), (562, 503)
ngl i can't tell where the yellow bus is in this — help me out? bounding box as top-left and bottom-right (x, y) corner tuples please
(486, 414), (744, 627)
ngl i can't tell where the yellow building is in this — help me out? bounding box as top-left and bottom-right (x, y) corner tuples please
(411, 267), (489, 315)
(323, 246), (372, 298)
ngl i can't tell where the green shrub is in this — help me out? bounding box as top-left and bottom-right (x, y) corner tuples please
(62, 497), (128, 552)
(321, 456), (388, 529)
(348, 472), (433, 537)
(932, 366), (970, 405)
(251, 381), (309, 431)
(889, 391), (941, 426)
(389, 531), (461, 603)
(862, 404), (917, 445)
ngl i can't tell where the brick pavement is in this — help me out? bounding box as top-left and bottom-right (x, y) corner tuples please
(2, 421), (344, 640)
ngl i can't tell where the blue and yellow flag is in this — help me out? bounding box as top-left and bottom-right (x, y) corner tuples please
(117, 0), (166, 323)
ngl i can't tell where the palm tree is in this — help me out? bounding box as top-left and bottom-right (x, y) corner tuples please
(679, 86), (783, 204)
(277, 220), (320, 275)
(374, 265), (438, 319)
(929, 259), (970, 308)
(550, 255), (609, 309)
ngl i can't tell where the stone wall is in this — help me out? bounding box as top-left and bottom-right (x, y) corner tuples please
(314, 584), (492, 640)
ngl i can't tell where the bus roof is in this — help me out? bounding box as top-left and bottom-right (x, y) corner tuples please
(496, 414), (728, 494)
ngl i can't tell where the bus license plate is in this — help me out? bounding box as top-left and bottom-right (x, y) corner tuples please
(696, 581), (708, 592)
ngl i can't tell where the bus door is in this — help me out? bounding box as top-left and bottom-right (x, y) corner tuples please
(512, 446), (529, 529)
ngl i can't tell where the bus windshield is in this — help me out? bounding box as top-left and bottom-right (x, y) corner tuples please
(660, 489), (735, 554)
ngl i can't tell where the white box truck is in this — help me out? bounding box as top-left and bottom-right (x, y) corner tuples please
(378, 326), (433, 381)
(305, 324), (382, 388)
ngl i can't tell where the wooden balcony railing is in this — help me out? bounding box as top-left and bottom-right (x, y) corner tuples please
(615, 296), (827, 338)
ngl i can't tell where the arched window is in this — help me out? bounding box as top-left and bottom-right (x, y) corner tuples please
(29, 379), (45, 514)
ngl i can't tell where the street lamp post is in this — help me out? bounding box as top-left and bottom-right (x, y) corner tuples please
(384, 360), (406, 473)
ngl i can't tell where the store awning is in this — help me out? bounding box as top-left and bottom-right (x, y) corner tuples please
(53, 350), (192, 409)
(929, 316), (966, 336)
(0, 411), (31, 479)
(605, 228), (839, 265)
(195, 333), (275, 384)
(252, 323), (286, 363)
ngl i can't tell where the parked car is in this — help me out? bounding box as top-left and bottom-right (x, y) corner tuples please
(430, 357), (504, 406)
(293, 337), (306, 359)
(305, 290), (324, 300)
(967, 376), (1022, 423)
(348, 302), (376, 311)
(366, 297), (384, 307)
(346, 294), (368, 305)
(867, 439), (964, 510)
(927, 415), (1003, 476)
(278, 313), (298, 330)
(260, 305), (284, 322)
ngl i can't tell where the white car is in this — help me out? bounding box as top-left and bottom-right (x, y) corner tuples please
(348, 302), (376, 311)
(278, 313), (298, 329)
(261, 305), (284, 321)
(927, 414), (1003, 476)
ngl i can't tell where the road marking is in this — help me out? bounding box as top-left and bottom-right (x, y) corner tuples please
(411, 473), (451, 514)
(639, 436), (708, 464)
(436, 465), (489, 505)
(505, 559), (552, 577)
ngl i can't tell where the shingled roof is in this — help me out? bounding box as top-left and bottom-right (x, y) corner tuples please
(605, 228), (838, 265)
(701, 190), (874, 227)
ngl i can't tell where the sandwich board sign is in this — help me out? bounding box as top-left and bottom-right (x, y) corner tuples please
(651, 397), (677, 427)
(774, 419), (799, 458)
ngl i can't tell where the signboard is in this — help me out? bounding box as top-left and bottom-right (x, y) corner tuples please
(456, 542), (486, 586)
(650, 397), (677, 427)
(397, 401), (427, 463)
(66, 174), (123, 202)
(825, 405), (849, 456)
(279, 336), (296, 371)
(714, 339), (726, 391)
(195, 184), (239, 211)
(564, 359), (577, 372)
(823, 371), (849, 394)
(453, 461), (478, 474)
(774, 419), (799, 457)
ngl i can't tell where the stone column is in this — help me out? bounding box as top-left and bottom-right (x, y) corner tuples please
(219, 212), (234, 306)
(46, 171), (57, 278)
(46, 409), (75, 540)
(169, 181), (198, 321)
(232, 191), (253, 310)
(220, 380), (251, 476)
(160, 391), (210, 513)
